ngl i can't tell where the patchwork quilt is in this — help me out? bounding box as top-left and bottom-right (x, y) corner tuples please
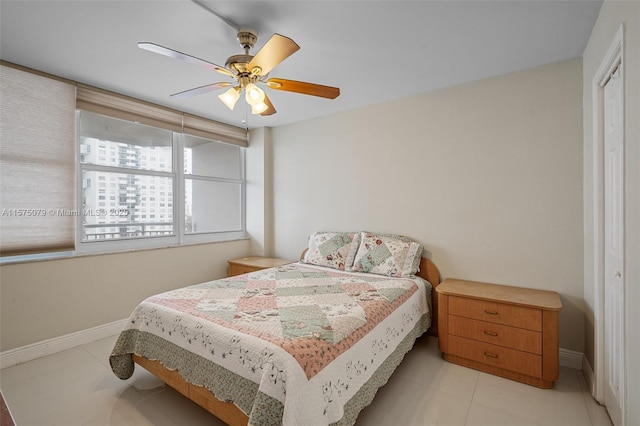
(110, 262), (432, 425)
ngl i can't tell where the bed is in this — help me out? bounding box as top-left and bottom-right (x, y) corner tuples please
(110, 232), (440, 425)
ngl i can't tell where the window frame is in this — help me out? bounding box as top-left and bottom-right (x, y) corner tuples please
(0, 63), (248, 264)
(75, 111), (246, 255)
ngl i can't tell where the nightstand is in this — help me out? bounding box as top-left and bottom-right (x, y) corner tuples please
(436, 278), (562, 388)
(227, 256), (292, 277)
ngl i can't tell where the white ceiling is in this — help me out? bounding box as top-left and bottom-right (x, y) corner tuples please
(0, 0), (602, 130)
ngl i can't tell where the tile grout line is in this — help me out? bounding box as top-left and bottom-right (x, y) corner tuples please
(462, 372), (479, 425)
(575, 368), (611, 426)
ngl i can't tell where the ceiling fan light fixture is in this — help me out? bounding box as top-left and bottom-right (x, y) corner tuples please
(245, 83), (265, 106)
(218, 87), (240, 110)
(251, 102), (269, 115)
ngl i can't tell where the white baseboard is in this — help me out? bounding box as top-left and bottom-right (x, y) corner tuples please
(582, 354), (596, 396)
(559, 347), (584, 370)
(0, 318), (128, 369)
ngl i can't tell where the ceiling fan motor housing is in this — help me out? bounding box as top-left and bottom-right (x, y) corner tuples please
(225, 54), (253, 75)
(226, 29), (262, 80)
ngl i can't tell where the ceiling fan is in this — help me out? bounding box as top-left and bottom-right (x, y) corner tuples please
(139, 28), (340, 116)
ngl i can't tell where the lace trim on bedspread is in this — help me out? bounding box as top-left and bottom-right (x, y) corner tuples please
(109, 330), (283, 424)
(109, 314), (430, 426)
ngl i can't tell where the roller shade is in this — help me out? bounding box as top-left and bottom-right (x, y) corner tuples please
(76, 85), (248, 147)
(0, 64), (76, 255)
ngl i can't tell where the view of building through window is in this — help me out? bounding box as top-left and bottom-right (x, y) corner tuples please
(80, 137), (180, 240)
(78, 111), (243, 244)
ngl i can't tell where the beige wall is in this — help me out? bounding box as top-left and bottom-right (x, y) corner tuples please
(246, 127), (275, 257)
(0, 240), (250, 351)
(0, 59), (588, 359)
(582, 0), (640, 423)
(269, 59), (585, 352)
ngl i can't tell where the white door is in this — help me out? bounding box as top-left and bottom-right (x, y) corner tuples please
(603, 64), (624, 426)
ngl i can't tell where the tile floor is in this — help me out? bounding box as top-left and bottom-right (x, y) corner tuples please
(0, 334), (612, 426)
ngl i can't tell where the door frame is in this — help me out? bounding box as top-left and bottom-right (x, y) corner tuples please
(591, 23), (624, 415)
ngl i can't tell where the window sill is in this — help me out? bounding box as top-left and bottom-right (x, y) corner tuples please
(0, 234), (250, 266)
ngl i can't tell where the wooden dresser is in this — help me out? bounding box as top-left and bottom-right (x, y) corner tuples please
(436, 278), (562, 388)
(227, 256), (292, 277)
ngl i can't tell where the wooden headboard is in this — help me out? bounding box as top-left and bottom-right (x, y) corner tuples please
(416, 257), (441, 336)
(299, 250), (441, 336)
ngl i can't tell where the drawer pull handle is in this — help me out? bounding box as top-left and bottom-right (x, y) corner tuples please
(484, 310), (499, 315)
(483, 331), (498, 337)
(484, 352), (499, 359)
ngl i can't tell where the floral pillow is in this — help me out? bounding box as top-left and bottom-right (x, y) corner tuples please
(303, 232), (361, 271)
(352, 232), (423, 277)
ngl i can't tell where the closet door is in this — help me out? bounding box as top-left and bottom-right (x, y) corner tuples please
(603, 64), (624, 426)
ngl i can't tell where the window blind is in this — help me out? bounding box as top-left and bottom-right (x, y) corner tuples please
(76, 85), (248, 147)
(0, 64), (76, 255)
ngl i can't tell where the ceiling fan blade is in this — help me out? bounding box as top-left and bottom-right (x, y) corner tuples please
(170, 82), (232, 99)
(138, 42), (234, 77)
(266, 78), (340, 99)
(260, 93), (277, 116)
(248, 34), (300, 76)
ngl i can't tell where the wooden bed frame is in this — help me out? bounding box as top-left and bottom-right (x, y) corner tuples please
(132, 256), (441, 426)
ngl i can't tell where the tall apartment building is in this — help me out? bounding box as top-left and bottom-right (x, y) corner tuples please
(80, 137), (180, 240)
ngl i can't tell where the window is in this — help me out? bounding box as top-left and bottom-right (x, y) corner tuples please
(77, 111), (245, 253)
(1, 63), (248, 261)
(184, 134), (243, 234)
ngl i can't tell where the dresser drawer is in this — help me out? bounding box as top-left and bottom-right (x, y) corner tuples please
(449, 315), (542, 354)
(448, 296), (542, 331)
(448, 335), (542, 377)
